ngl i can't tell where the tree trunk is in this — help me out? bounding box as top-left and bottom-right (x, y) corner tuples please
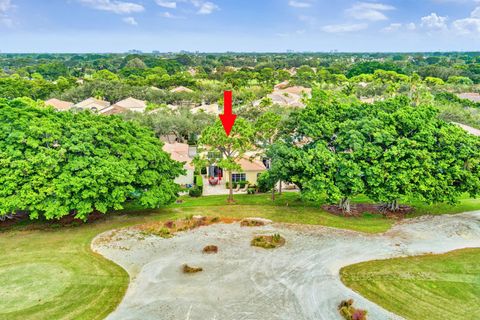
(279, 180), (282, 195)
(271, 186), (275, 201)
(388, 199), (400, 212)
(228, 170), (234, 203)
(339, 198), (351, 215)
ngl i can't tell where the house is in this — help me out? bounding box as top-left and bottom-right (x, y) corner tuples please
(162, 143), (195, 186)
(75, 98), (110, 112)
(170, 86), (194, 94)
(45, 98), (74, 111)
(191, 103), (220, 115)
(254, 85), (312, 108)
(457, 93), (480, 103)
(206, 157), (267, 186)
(274, 80), (290, 90)
(101, 97), (147, 114)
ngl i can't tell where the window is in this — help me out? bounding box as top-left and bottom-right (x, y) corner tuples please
(232, 173), (246, 182)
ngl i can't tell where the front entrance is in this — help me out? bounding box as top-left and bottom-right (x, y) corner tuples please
(208, 166), (223, 180)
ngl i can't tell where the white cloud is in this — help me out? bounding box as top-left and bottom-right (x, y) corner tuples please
(288, 1), (312, 8)
(420, 13), (448, 30)
(0, 0), (14, 27)
(78, 0), (144, 14)
(194, 1), (219, 14)
(346, 2), (395, 21)
(472, 7), (480, 18)
(453, 17), (480, 34)
(452, 6), (480, 35)
(382, 22), (402, 32)
(160, 11), (184, 19)
(122, 16), (138, 25)
(406, 22), (416, 30)
(321, 23), (368, 33)
(155, 1), (177, 9)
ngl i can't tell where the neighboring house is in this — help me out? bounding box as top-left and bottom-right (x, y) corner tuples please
(163, 143), (195, 186)
(45, 98), (74, 111)
(170, 86), (194, 94)
(75, 98), (111, 112)
(191, 103), (220, 115)
(255, 85), (312, 108)
(101, 97), (147, 115)
(453, 122), (480, 137)
(457, 93), (480, 103)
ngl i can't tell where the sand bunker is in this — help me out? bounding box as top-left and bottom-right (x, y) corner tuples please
(92, 211), (480, 320)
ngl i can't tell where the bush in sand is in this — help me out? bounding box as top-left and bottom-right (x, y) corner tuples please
(202, 245), (218, 254)
(251, 234), (285, 249)
(182, 264), (203, 273)
(338, 299), (367, 320)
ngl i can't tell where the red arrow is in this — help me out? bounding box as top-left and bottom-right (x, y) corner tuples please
(219, 90), (237, 136)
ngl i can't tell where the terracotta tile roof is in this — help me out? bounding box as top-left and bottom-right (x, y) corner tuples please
(163, 143), (195, 170)
(458, 93), (480, 103)
(170, 86), (194, 93)
(75, 98), (111, 111)
(112, 97), (146, 113)
(237, 158), (267, 171)
(45, 98), (74, 111)
(99, 105), (129, 115)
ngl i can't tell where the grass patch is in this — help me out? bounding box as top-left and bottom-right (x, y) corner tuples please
(1, 193), (479, 319)
(340, 248), (480, 320)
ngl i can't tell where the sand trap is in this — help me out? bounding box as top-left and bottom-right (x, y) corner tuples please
(92, 211), (480, 320)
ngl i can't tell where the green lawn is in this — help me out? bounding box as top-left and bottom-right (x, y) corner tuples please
(340, 248), (480, 320)
(1, 193), (479, 319)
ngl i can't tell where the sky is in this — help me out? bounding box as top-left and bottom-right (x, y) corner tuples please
(0, 0), (479, 52)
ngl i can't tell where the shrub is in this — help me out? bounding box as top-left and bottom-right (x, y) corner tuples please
(189, 187), (202, 197)
(338, 299), (367, 320)
(182, 264), (203, 273)
(251, 234), (285, 249)
(240, 218), (266, 227)
(195, 175), (204, 187)
(202, 245), (218, 254)
(226, 182), (238, 189)
(247, 188), (256, 195)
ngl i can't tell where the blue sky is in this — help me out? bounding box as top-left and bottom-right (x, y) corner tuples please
(0, 0), (479, 52)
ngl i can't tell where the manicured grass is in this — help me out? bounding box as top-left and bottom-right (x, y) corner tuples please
(0, 212), (175, 320)
(1, 193), (479, 319)
(340, 248), (480, 320)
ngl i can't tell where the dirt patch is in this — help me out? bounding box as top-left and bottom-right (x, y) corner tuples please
(322, 203), (413, 219)
(182, 264), (203, 273)
(240, 217), (271, 227)
(203, 245), (218, 254)
(251, 234), (286, 249)
(135, 216), (237, 238)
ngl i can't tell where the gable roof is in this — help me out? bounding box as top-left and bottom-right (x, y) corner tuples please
(45, 98), (74, 111)
(191, 103), (219, 115)
(237, 158), (267, 172)
(112, 97), (147, 113)
(170, 86), (194, 93)
(162, 143), (195, 170)
(75, 98), (111, 111)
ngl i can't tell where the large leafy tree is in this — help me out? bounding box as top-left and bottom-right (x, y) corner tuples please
(197, 118), (255, 202)
(0, 98), (184, 220)
(271, 90), (480, 213)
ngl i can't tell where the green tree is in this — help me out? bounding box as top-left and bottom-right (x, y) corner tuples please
(197, 118), (255, 202)
(0, 98), (184, 220)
